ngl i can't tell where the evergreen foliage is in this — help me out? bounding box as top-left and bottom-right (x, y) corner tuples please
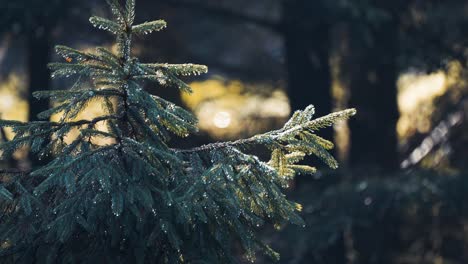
(0, 0), (355, 262)
(264, 171), (468, 263)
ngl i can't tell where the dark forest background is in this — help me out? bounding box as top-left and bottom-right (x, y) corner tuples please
(1, 0), (468, 263)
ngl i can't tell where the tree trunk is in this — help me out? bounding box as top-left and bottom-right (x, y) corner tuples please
(282, 1), (333, 141)
(27, 28), (51, 122)
(348, 22), (400, 171)
(27, 26), (52, 167)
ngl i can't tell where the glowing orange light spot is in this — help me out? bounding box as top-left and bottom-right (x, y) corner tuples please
(65, 57), (73, 63)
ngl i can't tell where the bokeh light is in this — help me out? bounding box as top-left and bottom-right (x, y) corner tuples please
(183, 78), (291, 139)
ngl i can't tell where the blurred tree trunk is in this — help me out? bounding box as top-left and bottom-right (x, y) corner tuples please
(27, 27), (51, 122)
(348, 22), (400, 171)
(27, 26), (52, 167)
(282, 0), (333, 141)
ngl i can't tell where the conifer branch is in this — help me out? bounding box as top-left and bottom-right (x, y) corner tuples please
(175, 108), (356, 154)
(174, 137), (258, 154)
(0, 115), (121, 128)
(50, 114), (122, 127)
(0, 1), (357, 262)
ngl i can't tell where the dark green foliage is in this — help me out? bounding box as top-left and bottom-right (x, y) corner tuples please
(264, 171), (468, 263)
(0, 0), (355, 263)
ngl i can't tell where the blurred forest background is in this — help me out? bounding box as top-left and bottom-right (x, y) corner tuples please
(0, 0), (468, 263)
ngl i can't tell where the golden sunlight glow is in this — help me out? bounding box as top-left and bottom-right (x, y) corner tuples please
(213, 111), (232, 128)
(50, 99), (116, 146)
(0, 73), (28, 136)
(0, 72), (114, 151)
(184, 78), (291, 139)
(397, 62), (464, 144)
(397, 71), (447, 140)
(0, 94), (14, 109)
(0, 73), (28, 159)
(398, 72), (446, 113)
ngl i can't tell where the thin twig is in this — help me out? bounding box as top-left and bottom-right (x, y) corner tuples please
(174, 109), (356, 154)
(0, 168), (30, 175)
(174, 137), (260, 154)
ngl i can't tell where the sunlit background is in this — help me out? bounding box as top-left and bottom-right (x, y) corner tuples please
(1, 60), (464, 172)
(1, 0), (468, 263)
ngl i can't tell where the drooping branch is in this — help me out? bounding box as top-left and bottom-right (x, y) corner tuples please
(175, 109), (356, 154)
(0, 114), (122, 129)
(174, 137), (258, 154)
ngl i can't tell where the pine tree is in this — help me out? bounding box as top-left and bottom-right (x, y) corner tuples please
(0, 0), (355, 263)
